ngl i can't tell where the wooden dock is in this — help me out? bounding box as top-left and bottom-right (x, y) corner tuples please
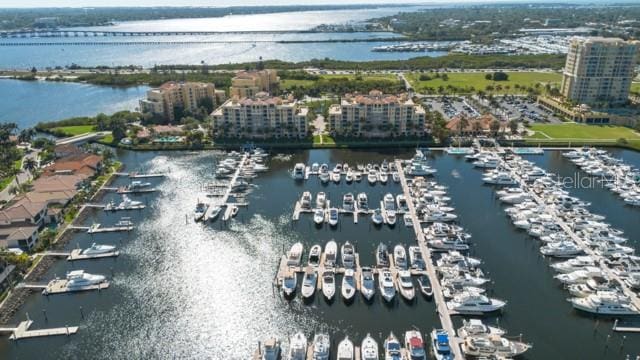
(0, 320), (78, 340)
(67, 249), (119, 261)
(68, 224), (133, 233)
(43, 279), (110, 295)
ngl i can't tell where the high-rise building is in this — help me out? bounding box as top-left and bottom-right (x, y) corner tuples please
(229, 69), (279, 98)
(327, 91), (427, 137)
(139, 81), (226, 122)
(211, 93), (308, 139)
(561, 37), (639, 106)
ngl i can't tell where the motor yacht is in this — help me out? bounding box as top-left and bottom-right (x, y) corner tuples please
(473, 158), (499, 169)
(483, 173), (517, 186)
(312, 334), (330, 360)
(540, 241), (582, 258)
(325, 240), (337, 267)
(288, 332), (307, 360)
(114, 195), (144, 210)
(316, 192), (327, 208)
(81, 243), (116, 256)
(308, 245), (321, 267)
(311, 163), (320, 173)
(292, 163), (305, 180)
(403, 214), (413, 227)
(376, 243), (390, 267)
(396, 195), (408, 212)
(404, 330), (426, 360)
(332, 169), (341, 183)
(346, 169), (354, 183)
(206, 205), (222, 221)
(570, 292), (640, 315)
(342, 242), (356, 268)
(194, 201), (208, 222)
(287, 243), (304, 266)
(301, 268), (317, 299)
(408, 246), (425, 270)
(423, 211), (457, 222)
(371, 209), (384, 225)
(462, 334), (531, 358)
(386, 210), (397, 226)
(383, 193), (395, 211)
(260, 338), (281, 360)
(357, 193), (368, 210)
(314, 209), (325, 225)
(319, 170), (330, 184)
(368, 169), (378, 185)
(378, 171), (388, 184)
(397, 270), (416, 301)
(342, 269), (357, 301)
(406, 163), (436, 176)
(301, 191), (312, 209)
(329, 208), (339, 227)
(361, 334), (379, 360)
(446, 292), (506, 314)
(394, 245), (408, 270)
(417, 275), (433, 298)
(360, 267), (376, 301)
(427, 239), (469, 252)
(282, 273), (297, 297)
(379, 269), (396, 302)
(337, 336), (354, 360)
(392, 172), (400, 183)
(430, 329), (454, 360)
(457, 319), (505, 338)
(384, 332), (402, 360)
(567, 277), (614, 298)
(65, 270), (106, 288)
(321, 269), (336, 301)
(343, 193), (355, 212)
(554, 267), (603, 285)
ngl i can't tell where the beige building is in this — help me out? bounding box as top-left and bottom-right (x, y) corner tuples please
(230, 70), (279, 98)
(211, 93), (308, 139)
(140, 81), (226, 122)
(327, 91), (427, 137)
(561, 37), (639, 106)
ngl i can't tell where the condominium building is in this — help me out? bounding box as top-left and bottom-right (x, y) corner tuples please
(140, 81), (226, 122)
(561, 37), (639, 106)
(327, 91), (427, 137)
(229, 69), (279, 98)
(211, 93), (308, 139)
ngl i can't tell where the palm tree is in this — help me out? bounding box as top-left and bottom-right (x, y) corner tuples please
(23, 158), (37, 173)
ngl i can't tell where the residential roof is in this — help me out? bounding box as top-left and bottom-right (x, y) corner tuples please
(32, 174), (84, 193)
(446, 114), (504, 132)
(0, 226), (38, 242)
(43, 153), (102, 175)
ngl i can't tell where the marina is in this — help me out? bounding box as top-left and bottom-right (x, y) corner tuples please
(0, 320), (78, 341)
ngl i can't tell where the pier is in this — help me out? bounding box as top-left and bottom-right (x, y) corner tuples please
(68, 224), (133, 233)
(204, 153), (249, 221)
(0, 320), (78, 340)
(42, 279), (109, 295)
(43, 250), (119, 261)
(114, 172), (166, 179)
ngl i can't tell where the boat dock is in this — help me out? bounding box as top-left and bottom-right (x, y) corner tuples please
(42, 279), (109, 295)
(114, 172), (166, 179)
(0, 320), (78, 340)
(204, 154), (249, 221)
(68, 224), (133, 233)
(395, 159), (465, 359)
(612, 319), (640, 333)
(292, 196), (405, 224)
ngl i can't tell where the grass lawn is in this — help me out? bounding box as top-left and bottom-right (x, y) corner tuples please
(406, 71), (561, 94)
(280, 79), (315, 90)
(0, 159), (23, 191)
(527, 123), (640, 140)
(52, 125), (96, 136)
(97, 134), (114, 144)
(281, 74), (399, 90)
(632, 82), (640, 95)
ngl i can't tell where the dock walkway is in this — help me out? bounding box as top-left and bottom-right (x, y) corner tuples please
(0, 320), (78, 340)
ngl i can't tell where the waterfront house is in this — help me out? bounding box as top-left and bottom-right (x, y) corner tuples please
(41, 153), (103, 178)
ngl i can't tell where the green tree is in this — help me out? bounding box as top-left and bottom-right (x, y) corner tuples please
(508, 119), (519, 134)
(490, 119), (501, 135)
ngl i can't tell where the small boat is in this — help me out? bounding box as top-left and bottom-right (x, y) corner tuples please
(81, 243), (116, 256)
(332, 170), (341, 183)
(282, 272), (297, 297)
(386, 210), (397, 226)
(229, 205), (239, 217)
(360, 266), (376, 301)
(292, 163), (305, 180)
(393, 245), (408, 270)
(342, 241), (356, 268)
(325, 240), (338, 267)
(392, 172), (400, 183)
(403, 214), (413, 227)
(314, 209), (325, 225)
(457, 319), (506, 338)
(379, 172), (388, 184)
(361, 334), (379, 360)
(316, 192), (327, 208)
(357, 192), (368, 210)
(405, 330), (427, 360)
(301, 268), (317, 299)
(397, 270), (416, 301)
(194, 201), (208, 221)
(342, 268), (357, 301)
(379, 269), (396, 302)
(368, 170), (378, 185)
(312, 333), (330, 360)
(287, 242), (304, 266)
(329, 208), (339, 227)
(288, 332), (307, 360)
(409, 246), (425, 270)
(337, 336), (354, 360)
(308, 244), (321, 267)
(322, 269), (336, 301)
(430, 329), (454, 360)
(346, 169), (354, 183)
(384, 332), (402, 360)
(343, 193), (355, 211)
(207, 206), (223, 221)
(417, 275), (433, 298)
(376, 243), (390, 267)
(301, 191), (312, 209)
(260, 337), (281, 360)
(371, 209), (384, 225)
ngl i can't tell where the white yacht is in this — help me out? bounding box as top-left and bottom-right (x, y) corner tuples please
(316, 192), (327, 208)
(311, 163), (320, 173)
(376, 243), (390, 267)
(384, 332), (402, 360)
(403, 214), (413, 227)
(368, 170), (378, 185)
(308, 244), (322, 267)
(292, 163), (305, 180)
(361, 334), (379, 360)
(342, 269), (357, 301)
(301, 191), (312, 209)
(115, 195), (144, 210)
(337, 336), (354, 360)
(260, 338), (281, 360)
(371, 209), (384, 225)
(379, 172), (388, 184)
(360, 267), (376, 301)
(194, 201), (208, 221)
(65, 270), (106, 288)
(343, 193), (355, 212)
(540, 241), (582, 258)
(423, 211), (457, 222)
(457, 319), (505, 338)
(383, 193), (395, 210)
(324, 240), (338, 267)
(301, 268), (317, 299)
(282, 273), (297, 297)
(473, 158), (499, 169)
(431, 329), (454, 360)
(314, 209), (325, 225)
(386, 210), (397, 226)
(554, 267), (603, 285)
(341, 242), (356, 268)
(357, 192), (368, 210)
(417, 275), (433, 298)
(288, 332), (307, 360)
(482, 173), (517, 185)
(570, 292), (640, 315)
(396, 195), (408, 212)
(322, 269), (336, 301)
(379, 269), (396, 302)
(462, 335), (531, 358)
(397, 270), (416, 301)
(312, 334), (330, 360)
(286, 243), (304, 266)
(409, 246), (425, 270)
(81, 243), (116, 256)
(446, 292), (506, 314)
(319, 169), (330, 184)
(332, 169), (341, 183)
(404, 330), (427, 360)
(329, 208), (339, 227)
(346, 169), (354, 183)
(393, 245), (408, 270)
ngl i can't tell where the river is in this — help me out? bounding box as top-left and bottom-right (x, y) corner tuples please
(0, 148), (638, 359)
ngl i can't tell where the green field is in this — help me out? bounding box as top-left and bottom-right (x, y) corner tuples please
(632, 82), (640, 94)
(406, 71), (561, 94)
(528, 123), (640, 140)
(52, 125), (96, 136)
(281, 73), (399, 90)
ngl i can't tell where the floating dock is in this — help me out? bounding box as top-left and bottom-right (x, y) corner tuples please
(204, 154), (250, 221)
(68, 224), (133, 233)
(42, 279), (109, 295)
(67, 249), (119, 261)
(0, 320), (78, 340)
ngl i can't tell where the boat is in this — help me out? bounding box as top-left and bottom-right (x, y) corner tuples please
(379, 172), (388, 184)
(423, 211), (457, 222)
(379, 269), (396, 302)
(292, 163), (305, 180)
(342, 268), (357, 301)
(403, 214), (414, 227)
(396, 195), (408, 212)
(206, 205), (222, 221)
(322, 269), (336, 301)
(409, 246), (425, 270)
(376, 243), (390, 267)
(65, 270), (106, 288)
(308, 244), (321, 267)
(313, 209), (325, 225)
(360, 266), (376, 301)
(343, 193), (355, 211)
(81, 243), (116, 256)
(393, 245), (408, 270)
(301, 268), (317, 299)
(319, 170), (330, 184)
(311, 163), (320, 173)
(114, 195), (144, 210)
(540, 241), (583, 258)
(384, 332), (402, 360)
(462, 334), (532, 358)
(325, 240), (338, 267)
(371, 209), (384, 225)
(332, 169), (341, 183)
(194, 201), (208, 221)
(446, 292), (507, 314)
(329, 208), (339, 227)
(301, 191), (313, 209)
(282, 272), (297, 297)
(361, 334), (379, 360)
(417, 275), (433, 298)
(342, 241), (356, 268)
(260, 337), (281, 360)
(316, 192), (327, 208)
(397, 270), (416, 301)
(337, 336), (354, 360)
(312, 333), (330, 360)
(288, 332), (307, 360)
(357, 192), (368, 210)
(392, 172), (400, 183)
(368, 170), (378, 185)
(483, 173), (517, 185)
(430, 329), (454, 360)
(229, 205), (239, 217)
(386, 210), (397, 226)
(570, 292), (640, 315)
(457, 319), (506, 338)
(404, 330), (426, 360)
(287, 243), (304, 266)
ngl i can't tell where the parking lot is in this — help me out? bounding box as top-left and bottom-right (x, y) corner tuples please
(422, 96), (480, 120)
